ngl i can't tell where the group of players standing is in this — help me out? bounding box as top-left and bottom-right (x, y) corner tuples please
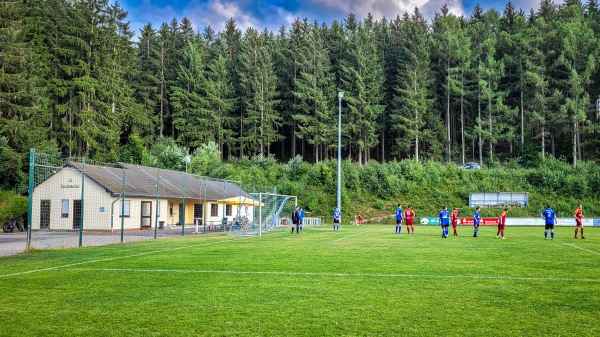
(391, 203), (587, 240)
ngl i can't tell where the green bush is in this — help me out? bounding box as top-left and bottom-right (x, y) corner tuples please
(373, 199), (385, 210)
(0, 191), (28, 221)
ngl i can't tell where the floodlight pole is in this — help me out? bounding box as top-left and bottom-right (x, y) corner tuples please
(337, 92), (343, 219)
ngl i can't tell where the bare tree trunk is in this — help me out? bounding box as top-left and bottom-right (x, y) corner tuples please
(461, 78), (465, 165)
(381, 133), (385, 163)
(415, 108), (419, 163)
(446, 66), (451, 162)
(573, 121), (577, 168)
(541, 123), (545, 159)
(488, 80), (493, 161)
(478, 84), (482, 165)
(577, 123), (582, 161)
(291, 127), (296, 158)
(520, 84), (524, 151)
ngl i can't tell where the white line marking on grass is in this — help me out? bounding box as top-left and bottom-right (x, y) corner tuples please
(531, 234), (600, 256)
(0, 234), (282, 279)
(68, 268), (600, 283)
(327, 229), (379, 243)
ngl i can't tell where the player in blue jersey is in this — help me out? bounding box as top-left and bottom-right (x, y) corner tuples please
(395, 204), (403, 234)
(473, 206), (481, 237)
(439, 206), (450, 238)
(333, 208), (340, 231)
(299, 207), (304, 232)
(541, 205), (558, 240)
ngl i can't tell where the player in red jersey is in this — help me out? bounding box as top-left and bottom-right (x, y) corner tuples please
(404, 205), (415, 234)
(451, 207), (459, 236)
(497, 208), (508, 239)
(574, 204), (586, 239)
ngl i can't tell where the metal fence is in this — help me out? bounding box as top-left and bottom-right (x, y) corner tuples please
(0, 149), (294, 256)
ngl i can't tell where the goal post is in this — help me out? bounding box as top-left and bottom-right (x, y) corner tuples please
(227, 192), (297, 236)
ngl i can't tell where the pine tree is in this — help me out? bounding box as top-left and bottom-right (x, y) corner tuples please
(556, 3), (598, 166)
(103, 2), (147, 154)
(221, 19), (243, 157)
(134, 23), (160, 142)
(498, 2), (530, 155)
(339, 14), (385, 165)
(373, 17), (392, 162)
(392, 10), (441, 162)
(171, 35), (208, 147)
(203, 38), (236, 160)
(0, 0), (52, 162)
(274, 19), (309, 159)
(432, 4), (467, 162)
(238, 28), (282, 156)
(524, 14), (561, 159)
(293, 21), (335, 163)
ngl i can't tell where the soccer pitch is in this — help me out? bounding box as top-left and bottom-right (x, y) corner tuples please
(1, 226), (599, 336)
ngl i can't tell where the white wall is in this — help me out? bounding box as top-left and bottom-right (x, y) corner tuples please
(31, 168), (168, 230)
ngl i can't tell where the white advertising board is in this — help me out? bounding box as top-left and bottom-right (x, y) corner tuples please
(504, 218), (596, 227)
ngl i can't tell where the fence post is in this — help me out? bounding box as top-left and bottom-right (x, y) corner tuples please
(120, 164), (126, 243)
(154, 168), (159, 240)
(79, 157), (85, 247)
(203, 178), (207, 234)
(181, 173), (186, 236)
(26, 149), (35, 251)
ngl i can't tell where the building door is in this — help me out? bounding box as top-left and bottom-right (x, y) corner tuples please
(73, 200), (82, 229)
(40, 200), (51, 229)
(141, 201), (152, 228)
(179, 203), (185, 226)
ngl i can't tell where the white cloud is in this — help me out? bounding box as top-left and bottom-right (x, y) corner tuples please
(184, 0), (266, 32)
(309, 0), (467, 21)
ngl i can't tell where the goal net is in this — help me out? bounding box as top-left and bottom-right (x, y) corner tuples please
(227, 193), (297, 236)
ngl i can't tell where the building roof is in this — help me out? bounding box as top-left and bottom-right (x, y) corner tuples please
(66, 162), (245, 201)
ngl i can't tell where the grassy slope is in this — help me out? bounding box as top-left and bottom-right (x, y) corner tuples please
(1, 226), (599, 336)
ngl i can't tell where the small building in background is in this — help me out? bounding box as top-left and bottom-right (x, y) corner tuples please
(28, 162), (252, 231)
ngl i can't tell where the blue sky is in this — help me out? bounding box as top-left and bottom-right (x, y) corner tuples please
(119, 0), (541, 37)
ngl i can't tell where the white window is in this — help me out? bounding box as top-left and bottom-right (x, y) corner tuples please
(211, 204), (218, 217)
(226, 204), (232, 216)
(119, 200), (131, 217)
(61, 199), (69, 218)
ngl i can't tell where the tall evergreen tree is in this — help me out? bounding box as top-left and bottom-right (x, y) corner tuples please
(203, 37), (236, 160)
(339, 14), (385, 164)
(293, 21), (335, 163)
(0, 0), (52, 162)
(392, 9), (441, 161)
(171, 36), (208, 147)
(556, 3), (598, 166)
(238, 28), (282, 156)
(498, 2), (530, 154)
(221, 18), (243, 157)
(134, 23), (160, 142)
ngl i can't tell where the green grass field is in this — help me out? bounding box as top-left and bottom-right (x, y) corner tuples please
(1, 225), (599, 336)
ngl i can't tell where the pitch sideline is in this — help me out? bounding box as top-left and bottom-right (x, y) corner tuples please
(68, 267), (600, 283)
(530, 233), (600, 256)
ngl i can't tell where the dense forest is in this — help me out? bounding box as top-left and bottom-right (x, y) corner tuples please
(1, 0), (600, 191)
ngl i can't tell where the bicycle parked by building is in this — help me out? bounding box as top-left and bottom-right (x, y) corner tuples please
(2, 218), (24, 233)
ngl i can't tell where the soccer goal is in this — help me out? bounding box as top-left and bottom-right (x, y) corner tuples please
(227, 193), (297, 236)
